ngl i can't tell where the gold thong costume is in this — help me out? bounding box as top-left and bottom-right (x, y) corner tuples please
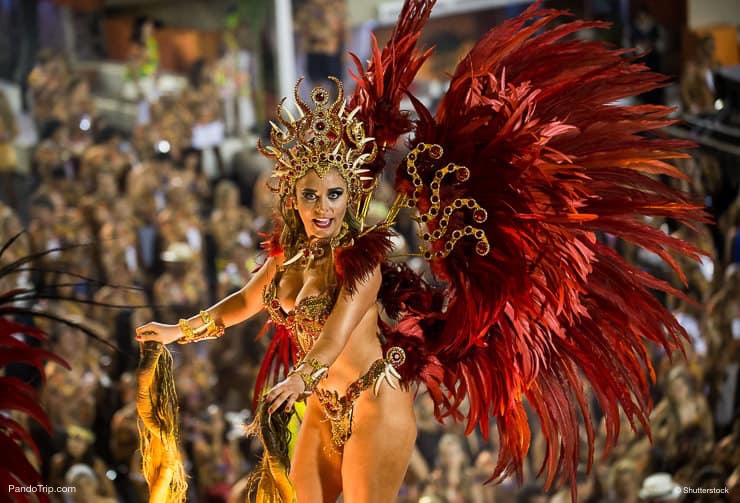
(263, 275), (405, 447)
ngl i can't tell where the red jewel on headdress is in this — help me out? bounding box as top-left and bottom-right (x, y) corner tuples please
(315, 92), (325, 102)
(315, 120), (326, 131)
(429, 145), (442, 158)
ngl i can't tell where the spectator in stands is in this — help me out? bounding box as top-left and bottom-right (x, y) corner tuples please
(64, 463), (117, 503)
(607, 459), (641, 503)
(681, 35), (719, 116)
(630, 7), (667, 104)
(651, 366), (714, 477)
(153, 242), (207, 323)
(209, 179), (255, 262)
(638, 472), (681, 502)
(515, 484), (547, 503)
(0, 89), (18, 208)
(27, 49), (71, 127)
(48, 425), (116, 502)
(295, 0), (347, 87)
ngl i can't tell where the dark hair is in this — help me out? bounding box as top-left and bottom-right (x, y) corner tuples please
(188, 59), (206, 89)
(154, 151), (172, 163)
(94, 125), (119, 145)
(66, 77), (83, 93)
(516, 484), (546, 503)
(130, 16), (163, 43)
(40, 119), (64, 141)
(178, 147), (202, 171)
(30, 195), (55, 211)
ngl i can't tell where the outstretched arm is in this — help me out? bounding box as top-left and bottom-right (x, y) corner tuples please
(264, 264), (381, 413)
(136, 256), (281, 344)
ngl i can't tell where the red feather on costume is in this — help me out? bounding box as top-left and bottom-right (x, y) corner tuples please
(252, 323), (296, 410)
(335, 227), (395, 295)
(384, 0), (709, 497)
(349, 0), (436, 176)
(258, 219), (284, 259)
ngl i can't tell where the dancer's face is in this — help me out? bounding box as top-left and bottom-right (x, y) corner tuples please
(294, 168), (348, 239)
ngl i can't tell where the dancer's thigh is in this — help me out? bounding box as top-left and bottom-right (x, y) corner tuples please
(340, 386), (417, 503)
(290, 399), (343, 503)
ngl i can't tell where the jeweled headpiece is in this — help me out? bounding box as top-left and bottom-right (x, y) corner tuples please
(258, 77), (378, 207)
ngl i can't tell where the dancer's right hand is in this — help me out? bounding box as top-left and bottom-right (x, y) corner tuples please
(135, 322), (182, 345)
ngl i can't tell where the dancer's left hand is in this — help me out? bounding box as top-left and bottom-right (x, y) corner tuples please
(265, 373), (306, 414)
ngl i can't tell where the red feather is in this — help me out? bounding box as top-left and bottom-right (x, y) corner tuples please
(334, 226), (395, 295)
(387, 0), (710, 497)
(349, 0), (436, 178)
(252, 323), (297, 410)
(258, 219), (284, 259)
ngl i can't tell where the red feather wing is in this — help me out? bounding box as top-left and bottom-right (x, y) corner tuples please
(392, 0), (710, 495)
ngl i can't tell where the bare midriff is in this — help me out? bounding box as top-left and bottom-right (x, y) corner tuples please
(262, 259), (389, 446)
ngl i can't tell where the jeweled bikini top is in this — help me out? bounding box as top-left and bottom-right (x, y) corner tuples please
(263, 271), (337, 358)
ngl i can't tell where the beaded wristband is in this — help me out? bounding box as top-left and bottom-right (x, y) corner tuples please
(177, 314), (225, 344)
(288, 358), (328, 393)
(178, 318), (194, 341)
(199, 310), (213, 325)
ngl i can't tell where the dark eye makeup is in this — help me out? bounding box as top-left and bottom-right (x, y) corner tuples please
(300, 188), (345, 201)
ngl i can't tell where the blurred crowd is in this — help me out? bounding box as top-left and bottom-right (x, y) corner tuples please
(0, 2), (738, 502)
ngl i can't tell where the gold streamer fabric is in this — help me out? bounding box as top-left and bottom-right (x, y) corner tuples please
(245, 399), (297, 503)
(136, 342), (188, 503)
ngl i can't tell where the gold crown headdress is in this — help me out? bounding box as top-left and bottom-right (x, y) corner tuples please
(258, 77), (378, 214)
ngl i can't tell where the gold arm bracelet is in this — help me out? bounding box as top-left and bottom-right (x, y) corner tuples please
(177, 314), (225, 344)
(199, 310), (213, 325)
(288, 358), (328, 393)
(178, 318), (194, 341)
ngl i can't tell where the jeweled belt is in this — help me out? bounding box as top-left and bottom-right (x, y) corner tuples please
(315, 346), (406, 447)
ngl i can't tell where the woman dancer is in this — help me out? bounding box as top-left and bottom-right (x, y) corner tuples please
(136, 78), (414, 502)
